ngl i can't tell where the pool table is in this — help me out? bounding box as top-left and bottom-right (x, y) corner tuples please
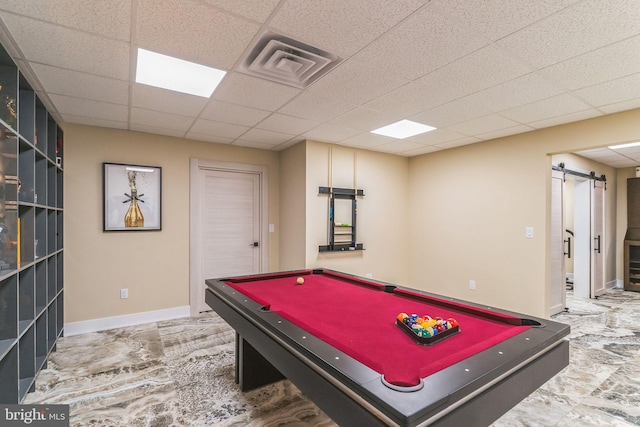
(205, 269), (569, 427)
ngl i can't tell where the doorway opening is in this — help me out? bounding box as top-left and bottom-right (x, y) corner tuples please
(551, 162), (606, 315)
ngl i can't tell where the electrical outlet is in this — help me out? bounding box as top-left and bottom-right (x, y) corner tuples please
(469, 280), (476, 290)
(120, 288), (128, 299)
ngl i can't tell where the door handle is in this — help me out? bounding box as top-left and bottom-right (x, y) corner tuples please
(594, 235), (601, 254)
(251, 242), (259, 247)
(564, 236), (571, 258)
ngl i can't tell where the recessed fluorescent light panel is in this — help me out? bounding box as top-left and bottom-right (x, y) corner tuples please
(609, 141), (640, 150)
(135, 48), (226, 97)
(371, 120), (436, 139)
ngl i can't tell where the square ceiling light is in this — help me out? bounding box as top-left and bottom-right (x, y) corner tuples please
(135, 48), (226, 97)
(371, 120), (436, 139)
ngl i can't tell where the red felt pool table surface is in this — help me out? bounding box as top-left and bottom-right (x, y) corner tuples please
(226, 270), (530, 387)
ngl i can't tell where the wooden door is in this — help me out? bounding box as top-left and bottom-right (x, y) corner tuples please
(191, 161), (265, 314)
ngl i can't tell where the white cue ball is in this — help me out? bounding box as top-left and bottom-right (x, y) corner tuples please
(296, 277), (304, 285)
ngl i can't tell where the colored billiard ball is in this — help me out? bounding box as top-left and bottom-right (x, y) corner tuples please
(447, 318), (458, 327)
(296, 277), (304, 285)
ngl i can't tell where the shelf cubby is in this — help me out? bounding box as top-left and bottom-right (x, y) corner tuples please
(0, 345), (18, 403)
(18, 325), (35, 400)
(35, 260), (46, 315)
(18, 267), (34, 335)
(0, 40), (63, 403)
(47, 255), (56, 305)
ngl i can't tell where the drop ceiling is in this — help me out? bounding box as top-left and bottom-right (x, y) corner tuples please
(1, 0), (640, 167)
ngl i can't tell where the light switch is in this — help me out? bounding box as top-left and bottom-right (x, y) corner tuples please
(525, 227), (534, 238)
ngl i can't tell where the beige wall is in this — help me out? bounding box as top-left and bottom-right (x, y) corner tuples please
(279, 141), (306, 271)
(408, 108), (640, 317)
(64, 124), (280, 323)
(302, 141), (410, 285)
(65, 107), (640, 324)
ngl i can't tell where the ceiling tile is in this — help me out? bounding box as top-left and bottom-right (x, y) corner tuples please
(307, 59), (408, 106)
(185, 132), (234, 144)
(461, 73), (564, 112)
(476, 124), (533, 141)
(430, 0), (581, 41)
(256, 113), (319, 135)
(574, 73), (640, 107)
(499, 94), (592, 123)
(402, 145), (442, 157)
(277, 92), (357, 122)
(131, 84), (209, 116)
(200, 100), (270, 127)
(202, 0), (281, 23)
(598, 98), (640, 115)
(527, 109), (602, 129)
(61, 113), (128, 130)
(328, 108), (401, 132)
(416, 45), (532, 99)
(130, 107), (194, 132)
(240, 128), (295, 144)
(213, 72), (301, 111)
(355, 6), (487, 81)
(31, 63), (129, 105)
(364, 81), (455, 118)
(375, 139), (426, 154)
(189, 118), (249, 139)
(129, 124), (186, 138)
(233, 139), (281, 149)
(268, 0), (426, 57)
(434, 136), (482, 149)
(409, 100), (492, 128)
(447, 114), (521, 136)
(497, 0), (640, 69)
(1, 13), (130, 79)
(0, 0), (132, 41)
(339, 132), (396, 149)
(406, 128), (468, 145)
(540, 35), (640, 91)
(49, 94), (128, 122)
(136, 0), (259, 69)
(303, 124), (362, 143)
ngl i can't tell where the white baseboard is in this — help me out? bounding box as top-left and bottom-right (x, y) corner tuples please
(608, 279), (623, 289)
(64, 306), (191, 336)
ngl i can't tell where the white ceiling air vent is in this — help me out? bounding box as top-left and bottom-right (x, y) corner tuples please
(239, 32), (341, 88)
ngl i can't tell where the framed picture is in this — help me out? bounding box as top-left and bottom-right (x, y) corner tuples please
(103, 162), (162, 231)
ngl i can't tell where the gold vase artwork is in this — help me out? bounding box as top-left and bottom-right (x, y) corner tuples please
(124, 171), (144, 227)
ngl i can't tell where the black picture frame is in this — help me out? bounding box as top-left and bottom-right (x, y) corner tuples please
(103, 162), (162, 231)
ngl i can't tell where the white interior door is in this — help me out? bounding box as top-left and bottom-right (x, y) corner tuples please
(190, 160), (267, 314)
(591, 180), (606, 297)
(550, 170), (566, 315)
(574, 179), (591, 299)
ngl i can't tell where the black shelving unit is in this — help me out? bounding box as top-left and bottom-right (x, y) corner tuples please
(318, 186), (364, 252)
(0, 41), (64, 403)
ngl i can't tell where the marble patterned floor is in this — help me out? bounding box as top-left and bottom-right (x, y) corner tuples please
(24, 288), (640, 426)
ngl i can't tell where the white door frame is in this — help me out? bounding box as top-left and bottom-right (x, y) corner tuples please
(189, 158), (269, 316)
(550, 170), (566, 315)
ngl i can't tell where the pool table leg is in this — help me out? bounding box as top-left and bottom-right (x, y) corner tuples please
(236, 333), (285, 391)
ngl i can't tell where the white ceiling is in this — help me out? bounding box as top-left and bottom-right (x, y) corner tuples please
(1, 0), (640, 167)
